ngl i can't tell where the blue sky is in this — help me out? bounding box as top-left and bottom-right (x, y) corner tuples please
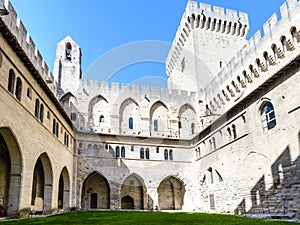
(9, 0), (286, 87)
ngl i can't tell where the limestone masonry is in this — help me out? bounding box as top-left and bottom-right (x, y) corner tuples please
(1, 0), (300, 221)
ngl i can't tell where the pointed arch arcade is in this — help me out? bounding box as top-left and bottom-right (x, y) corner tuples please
(120, 174), (147, 210)
(31, 153), (53, 214)
(57, 167), (71, 210)
(157, 176), (185, 210)
(81, 172), (110, 209)
(0, 127), (22, 217)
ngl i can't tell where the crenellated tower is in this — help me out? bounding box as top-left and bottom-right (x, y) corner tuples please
(166, 1), (249, 102)
(53, 36), (82, 96)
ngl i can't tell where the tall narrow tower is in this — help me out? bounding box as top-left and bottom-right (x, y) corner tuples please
(53, 36), (82, 96)
(166, 1), (249, 100)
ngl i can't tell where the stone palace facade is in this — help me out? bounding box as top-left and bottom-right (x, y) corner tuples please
(1, 0), (300, 220)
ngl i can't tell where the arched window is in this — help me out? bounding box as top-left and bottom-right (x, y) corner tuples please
(169, 150), (173, 161)
(87, 144), (92, 156)
(8, 69), (15, 94)
(154, 119), (158, 131)
(198, 147), (201, 158)
(156, 146), (159, 153)
(191, 123), (195, 134)
(208, 167), (213, 184)
(164, 149), (168, 160)
(140, 148), (145, 159)
(35, 99), (40, 118)
(0, 53), (2, 67)
(93, 145), (99, 156)
(121, 146), (125, 158)
(64, 132), (67, 145)
(278, 164), (284, 184)
(129, 117), (133, 129)
(212, 137), (216, 150)
(271, 44), (278, 61)
(291, 27), (300, 43)
(27, 88), (32, 99)
(281, 36), (287, 52)
(146, 148), (150, 159)
(15, 77), (22, 101)
(100, 115), (104, 123)
(261, 102), (276, 130)
(227, 127), (232, 141)
(56, 122), (59, 137)
(116, 146), (120, 158)
(209, 139), (213, 151)
(178, 121), (182, 129)
(39, 104), (44, 123)
(52, 119), (56, 134)
(232, 124), (237, 139)
(66, 42), (72, 61)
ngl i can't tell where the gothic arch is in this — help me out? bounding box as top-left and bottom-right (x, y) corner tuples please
(57, 167), (71, 211)
(59, 92), (77, 104)
(88, 95), (110, 131)
(178, 104), (197, 138)
(31, 153), (53, 214)
(120, 173), (147, 210)
(119, 98), (141, 135)
(0, 127), (22, 217)
(81, 171), (110, 209)
(149, 101), (169, 136)
(157, 176), (185, 210)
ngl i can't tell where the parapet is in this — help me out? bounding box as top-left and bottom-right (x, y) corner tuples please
(166, 1), (250, 76)
(203, 0), (300, 110)
(1, 0), (56, 87)
(80, 80), (196, 102)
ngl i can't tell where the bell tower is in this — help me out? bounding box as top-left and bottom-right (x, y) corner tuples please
(53, 36), (82, 96)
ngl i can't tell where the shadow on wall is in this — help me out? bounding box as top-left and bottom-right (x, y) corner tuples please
(235, 147), (300, 220)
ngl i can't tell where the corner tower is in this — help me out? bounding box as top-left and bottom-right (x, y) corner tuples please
(166, 1), (249, 100)
(53, 36), (82, 96)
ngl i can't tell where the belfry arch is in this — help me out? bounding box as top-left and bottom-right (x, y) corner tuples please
(0, 128), (22, 217)
(57, 167), (71, 211)
(31, 153), (53, 214)
(120, 174), (146, 210)
(81, 172), (110, 209)
(157, 176), (185, 210)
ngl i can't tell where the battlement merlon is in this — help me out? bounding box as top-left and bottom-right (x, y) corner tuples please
(1, 0), (56, 86)
(166, 1), (249, 76)
(203, 0), (300, 102)
(79, 80), (197, 102)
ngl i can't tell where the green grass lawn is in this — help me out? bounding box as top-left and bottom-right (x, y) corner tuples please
(0, 211), (297, 225)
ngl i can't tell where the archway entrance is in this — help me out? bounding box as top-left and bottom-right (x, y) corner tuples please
(81, 172), (110, 209)
(57, 167), (70, 210)
(157, 176), (185, 210)
(31, 153), (53, 214)
(0, 128), (22, 217)
(121, 196), (134, 209)
(0, 134), (11, 216)
(120, 174), (146, 210)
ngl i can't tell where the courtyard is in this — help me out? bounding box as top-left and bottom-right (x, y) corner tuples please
(0, 211), (297, 225)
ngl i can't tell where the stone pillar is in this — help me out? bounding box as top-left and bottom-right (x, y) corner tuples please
(7, 174), (22, 217)
(43, 184), (53, 214)
(148, 187), (159, 210)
